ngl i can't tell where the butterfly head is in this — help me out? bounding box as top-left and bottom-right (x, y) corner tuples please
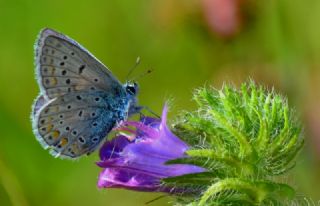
(124, 82), (140, 116)
(125, 82), (139, 97)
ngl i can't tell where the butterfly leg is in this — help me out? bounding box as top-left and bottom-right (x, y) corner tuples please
(128, 105), (143, 116)
(141, 106), (160, 118)
(128, 104), (160, 118)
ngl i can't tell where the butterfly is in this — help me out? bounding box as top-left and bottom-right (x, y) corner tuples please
(31, 28), (141, 159)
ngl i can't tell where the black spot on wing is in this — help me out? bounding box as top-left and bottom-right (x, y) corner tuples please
(78, 65), (86, 74)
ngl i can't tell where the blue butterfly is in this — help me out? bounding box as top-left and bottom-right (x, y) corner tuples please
(31, 28), (141, 159)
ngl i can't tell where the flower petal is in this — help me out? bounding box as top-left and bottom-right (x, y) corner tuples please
(97, 104), (206, 192)
(98, 168), (160, 191)
(99, 136), (130, 160)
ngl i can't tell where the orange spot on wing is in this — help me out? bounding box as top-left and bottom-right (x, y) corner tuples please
(60, 137), (68, 146)
(52, 130), (60, 139)
(47, 124), (53, 132)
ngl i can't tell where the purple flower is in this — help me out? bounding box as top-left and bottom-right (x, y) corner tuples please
(96, 105), (206, 192)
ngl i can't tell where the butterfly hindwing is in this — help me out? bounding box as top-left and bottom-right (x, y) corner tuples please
(33, 91), (127, 158)
(35, 28), (122, 99)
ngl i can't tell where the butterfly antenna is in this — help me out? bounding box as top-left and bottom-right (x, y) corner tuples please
(126, 56), (141, 81)
(132, 69), (153, 82)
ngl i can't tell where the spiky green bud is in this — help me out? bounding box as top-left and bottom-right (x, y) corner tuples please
(164, 81), (304, 206)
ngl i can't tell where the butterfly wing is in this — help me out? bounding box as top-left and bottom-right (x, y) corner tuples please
(35, 28), (122, 99)
(33, 91), (128, 158)
(32, 28), (130, 158)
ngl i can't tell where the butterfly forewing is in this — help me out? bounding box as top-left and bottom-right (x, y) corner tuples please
(36, 28), (122, 99)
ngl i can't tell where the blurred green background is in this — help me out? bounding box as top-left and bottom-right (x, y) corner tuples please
(0, 0), (320, 205)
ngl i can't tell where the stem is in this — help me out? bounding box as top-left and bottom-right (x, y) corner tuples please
(0, 157), (29, 206)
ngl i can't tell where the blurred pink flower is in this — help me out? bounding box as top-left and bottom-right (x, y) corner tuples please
(202, 0), (243, 37)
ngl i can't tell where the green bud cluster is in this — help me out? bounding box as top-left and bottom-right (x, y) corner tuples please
(164, 81), (304, 206)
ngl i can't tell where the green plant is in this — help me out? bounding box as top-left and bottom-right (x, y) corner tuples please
(165, 81), (304, 206)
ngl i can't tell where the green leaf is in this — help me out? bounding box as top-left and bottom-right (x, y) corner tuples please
(162, 172), (217, 186)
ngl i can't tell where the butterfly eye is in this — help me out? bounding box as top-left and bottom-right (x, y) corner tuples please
(126, 85), (136, 95)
